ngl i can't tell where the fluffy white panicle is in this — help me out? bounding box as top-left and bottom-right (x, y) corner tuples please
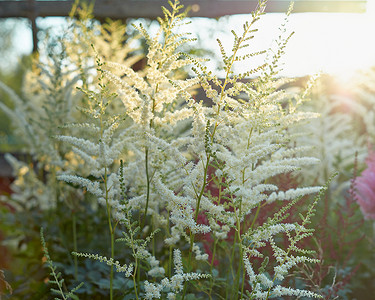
(147, 256), (166, 278)
(190, 103), (207, 152)
(267, 186), (322, 202)
(232, 183), (278, 209)
(55, 135), (99, 156)
(192, 243), (208, 261)
(57, 174), (103, 197)
(199, 195), (232, 225)
(144, 281), (163, 300)
(127, 194), (146, 211)
(243, 254), (273, 290)
(72, 252), (133, 276)
(281, 111), (320, 125)
(182, 162), (206, 198)
(270, 285), (323, 298)
(144, 249), (210, 299)
(163, 249), (210, 292)
(71, 147), (101, 175)
(164, 226), (181, 245)
(145, 133), (187, 166)
(118, 88), (144, 119)
(106, 173), (121, 201)
(213, 224), (231, 240)
(154, 176), (210, 234)
(251, 223), (297, 245)
(273, 255), (319, 281)
(105, 62), (149, 92)
(271, 146), (315, 160)
(241, 157), (319, 187)
(243, 254), (322, 298)
(173, 249), (183, 275)
(215, 143), (279, 171)
(243, 255), (256, 281)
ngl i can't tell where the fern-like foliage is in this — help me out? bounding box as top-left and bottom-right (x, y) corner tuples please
(142, 249), (211, 299)
(241, 175), (336, 299)
(40, 228), (84, 300)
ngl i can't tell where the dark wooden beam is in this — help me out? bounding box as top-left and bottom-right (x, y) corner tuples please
(0, 0), (367, 19)
(28, 0), (38, 53)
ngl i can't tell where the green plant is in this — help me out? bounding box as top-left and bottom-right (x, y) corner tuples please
(0, 0), (350, 299)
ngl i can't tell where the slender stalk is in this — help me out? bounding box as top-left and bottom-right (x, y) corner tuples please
(169, 245), (173, 278)
(250, 203), (261, 231)
(182, 154), (212, 299)
(187, 153), (213, 270)
(96, 61), (116, 299)
(137, 259), (141, 295)
(133, 258), (139, 300)
(234, 228), (243, 299)
(240, 262), (246, 299)
(230, 225), (237, 272)
(127, 225), (140, 300)
(99, 92), (114, 299)
(209, 238), (218, 295)
(110, 225), (115, 298)
(142, 147), (151, 229)
(232, 201), (243, 300)
(166, 212), (173, 278)
(72, 212), (78, 280)
(194, 154), (212, 222)
(104, 166), (114, 300)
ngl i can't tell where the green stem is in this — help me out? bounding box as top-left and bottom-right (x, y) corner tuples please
(187, 154), (212, 266)
(169, 245), (173, 278)
(110, 227), (114, 299)
(182, 154), (212, 300)
(184, 4), (265, 298)
(229, 226), (237, 298)
(137, 259), (141, 296)
(72, 212), (78, 280)
(234, 237), (242, 299)
(98, 61), (114, 300)
(250, 203), (261, 231)
(133, 258), (139, 300)
(104, 166), (114, 300)
(233, 205), (243, 300)
(241, 264), (246, 299)
(209, 238), (218, 295)
(181, 233), (193, 299)
(194, 154), (212, 222)
(143, 148), (151, 229)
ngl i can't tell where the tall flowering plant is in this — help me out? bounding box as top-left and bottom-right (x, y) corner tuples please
(0, 0), (331, 299)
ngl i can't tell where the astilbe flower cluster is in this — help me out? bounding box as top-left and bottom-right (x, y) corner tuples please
(0, 0), (330, 299)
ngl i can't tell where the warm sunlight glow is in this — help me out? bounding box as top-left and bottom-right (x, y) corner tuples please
(214, 0), (375, 78)
(283, 1), (375, 79)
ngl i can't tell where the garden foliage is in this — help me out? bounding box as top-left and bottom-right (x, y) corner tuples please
(1, 0), (374, 299)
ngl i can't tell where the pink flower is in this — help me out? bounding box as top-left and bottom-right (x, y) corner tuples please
(355, 153), (375, 220)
